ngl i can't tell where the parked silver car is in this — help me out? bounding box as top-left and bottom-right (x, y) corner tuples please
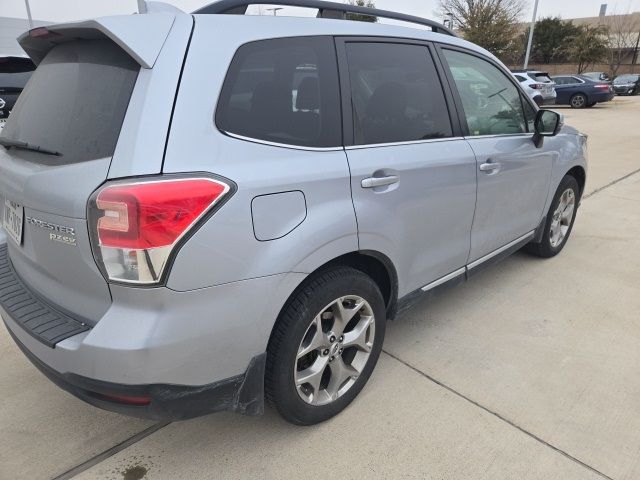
(512, 70), (557, 106)
(0, 0), (587, 425)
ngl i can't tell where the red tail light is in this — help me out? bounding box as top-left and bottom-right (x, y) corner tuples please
(530, 83), (543, 90)
(594, 84), (610, 89)
(89, 177), (231, 285)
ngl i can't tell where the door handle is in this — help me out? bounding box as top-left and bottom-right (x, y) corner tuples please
(479, 162), (502, 173)
(361, 175), (400, 189)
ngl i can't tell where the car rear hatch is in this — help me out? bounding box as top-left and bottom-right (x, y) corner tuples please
(528, 71), (555, 96)
(0, 12), (192, 336)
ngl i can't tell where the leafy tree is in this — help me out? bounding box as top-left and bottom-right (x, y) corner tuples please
(563, 24), (610, 73)
(438, 0), (526, 62)
(346, 0), (377, 23)
(530, 17), (581, 64)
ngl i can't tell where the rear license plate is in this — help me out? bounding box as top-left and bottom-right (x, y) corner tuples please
(3, 199), (24, 246)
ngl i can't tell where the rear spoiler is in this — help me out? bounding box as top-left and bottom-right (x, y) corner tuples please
(18, 12), (178, 69)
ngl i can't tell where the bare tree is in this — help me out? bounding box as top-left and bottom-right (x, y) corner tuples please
(438, 0), (527, 61)
(346, 0), (377, 23)
(605, 10), (640, 77)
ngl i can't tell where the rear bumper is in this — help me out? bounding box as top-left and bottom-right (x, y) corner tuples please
(593, 92), (615, 102)
(1, 237), (307, 418)
(5, 321), (265, 420)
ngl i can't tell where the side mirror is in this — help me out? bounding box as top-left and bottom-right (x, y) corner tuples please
(533, 110), (563, 148)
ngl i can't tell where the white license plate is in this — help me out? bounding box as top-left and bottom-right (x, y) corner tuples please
(3, 199), (24, 246)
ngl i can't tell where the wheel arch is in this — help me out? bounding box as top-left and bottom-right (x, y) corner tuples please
(566, 165), (586, 198)
(274, 250), (399, 330)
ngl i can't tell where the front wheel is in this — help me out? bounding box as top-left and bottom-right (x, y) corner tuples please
(525, 175), (580, 258)
(266, 267), (386, 425)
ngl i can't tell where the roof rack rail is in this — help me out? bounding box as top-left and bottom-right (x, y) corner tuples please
(193, 0), (458, 37)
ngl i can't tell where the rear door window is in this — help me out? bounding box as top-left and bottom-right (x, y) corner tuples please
(0, 40), (139, 164)
(344, 42), (453, 145)
(216, 36), (341, 148)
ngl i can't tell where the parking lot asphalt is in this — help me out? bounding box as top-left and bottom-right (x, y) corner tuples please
(1, 96), (639, 480)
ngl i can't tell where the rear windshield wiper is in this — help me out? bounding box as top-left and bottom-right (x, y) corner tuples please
(0, 137), (62, 156)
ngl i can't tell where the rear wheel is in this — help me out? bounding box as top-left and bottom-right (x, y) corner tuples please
(525, 175), (580, 258)
(570, 93), (587, 108)
(266, 267), (386, 425)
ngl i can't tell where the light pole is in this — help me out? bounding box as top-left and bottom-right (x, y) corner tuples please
(24, 0), (34, 28)
(266, 7), (284, 15)
(523, 0), (540, 69)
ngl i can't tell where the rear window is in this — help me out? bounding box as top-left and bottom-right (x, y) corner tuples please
(0, 57), (35, 91)
(0, 40), (139, 164)
(528, 72), (552, 83)
(216, 36), (342, 148)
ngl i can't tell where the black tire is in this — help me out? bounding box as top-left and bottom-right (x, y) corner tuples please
(265, 266), (386, 425)
(525, 175), (580, 258)
(570, 93), (587, 109)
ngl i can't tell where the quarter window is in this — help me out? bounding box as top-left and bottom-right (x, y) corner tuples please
(443, 49), (527, 136)
(216, 36), (341, 148)
(345, 42), (453, 145)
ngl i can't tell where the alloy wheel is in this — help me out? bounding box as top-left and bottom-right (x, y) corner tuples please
(550, 188), (576, 248)
(571, 95), (586, 108)
(295, 295), (375, 406)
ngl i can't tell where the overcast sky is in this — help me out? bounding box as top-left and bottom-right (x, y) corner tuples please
(1, 0), (639, 22)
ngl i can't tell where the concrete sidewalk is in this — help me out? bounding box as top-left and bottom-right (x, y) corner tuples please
(1, 96), (639, 480)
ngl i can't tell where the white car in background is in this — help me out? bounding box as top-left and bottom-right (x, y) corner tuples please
(512, 70), (557, 106)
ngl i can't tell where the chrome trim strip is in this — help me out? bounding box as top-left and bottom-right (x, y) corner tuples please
(467, 231), (535, 270)
(221, 131), (344, 152)
(464, 133), (534, 140)
(420, 268), (466, 292)
(345, 137), (464, 150)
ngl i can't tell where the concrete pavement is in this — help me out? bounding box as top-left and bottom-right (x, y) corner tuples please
(1, 96), (639, 480)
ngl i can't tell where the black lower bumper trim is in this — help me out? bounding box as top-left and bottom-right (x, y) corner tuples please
(6, 323), (266, 420)
(0, 244), (90, 347)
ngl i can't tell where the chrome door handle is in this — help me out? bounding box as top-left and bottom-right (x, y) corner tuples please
(479, 162), (502, 172)
(361, 175), (400, 189)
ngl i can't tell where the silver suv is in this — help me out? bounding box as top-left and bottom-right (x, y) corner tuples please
(0, 0), (587, 425)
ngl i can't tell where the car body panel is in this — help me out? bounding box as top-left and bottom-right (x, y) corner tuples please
(347, 140), (477, 297)
(466, 134), (554, 262)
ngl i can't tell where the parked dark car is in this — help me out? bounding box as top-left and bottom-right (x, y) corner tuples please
(612, 74), (640, 96)
(551, 75), (615, 108)
(0, 56), (35, 130)
(582, 72), (611, 82)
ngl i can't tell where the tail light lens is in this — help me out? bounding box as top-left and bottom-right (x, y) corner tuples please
(89, 177), (231, 285)
(594, 84), (610, 90)
(530, 83), (543, 90)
